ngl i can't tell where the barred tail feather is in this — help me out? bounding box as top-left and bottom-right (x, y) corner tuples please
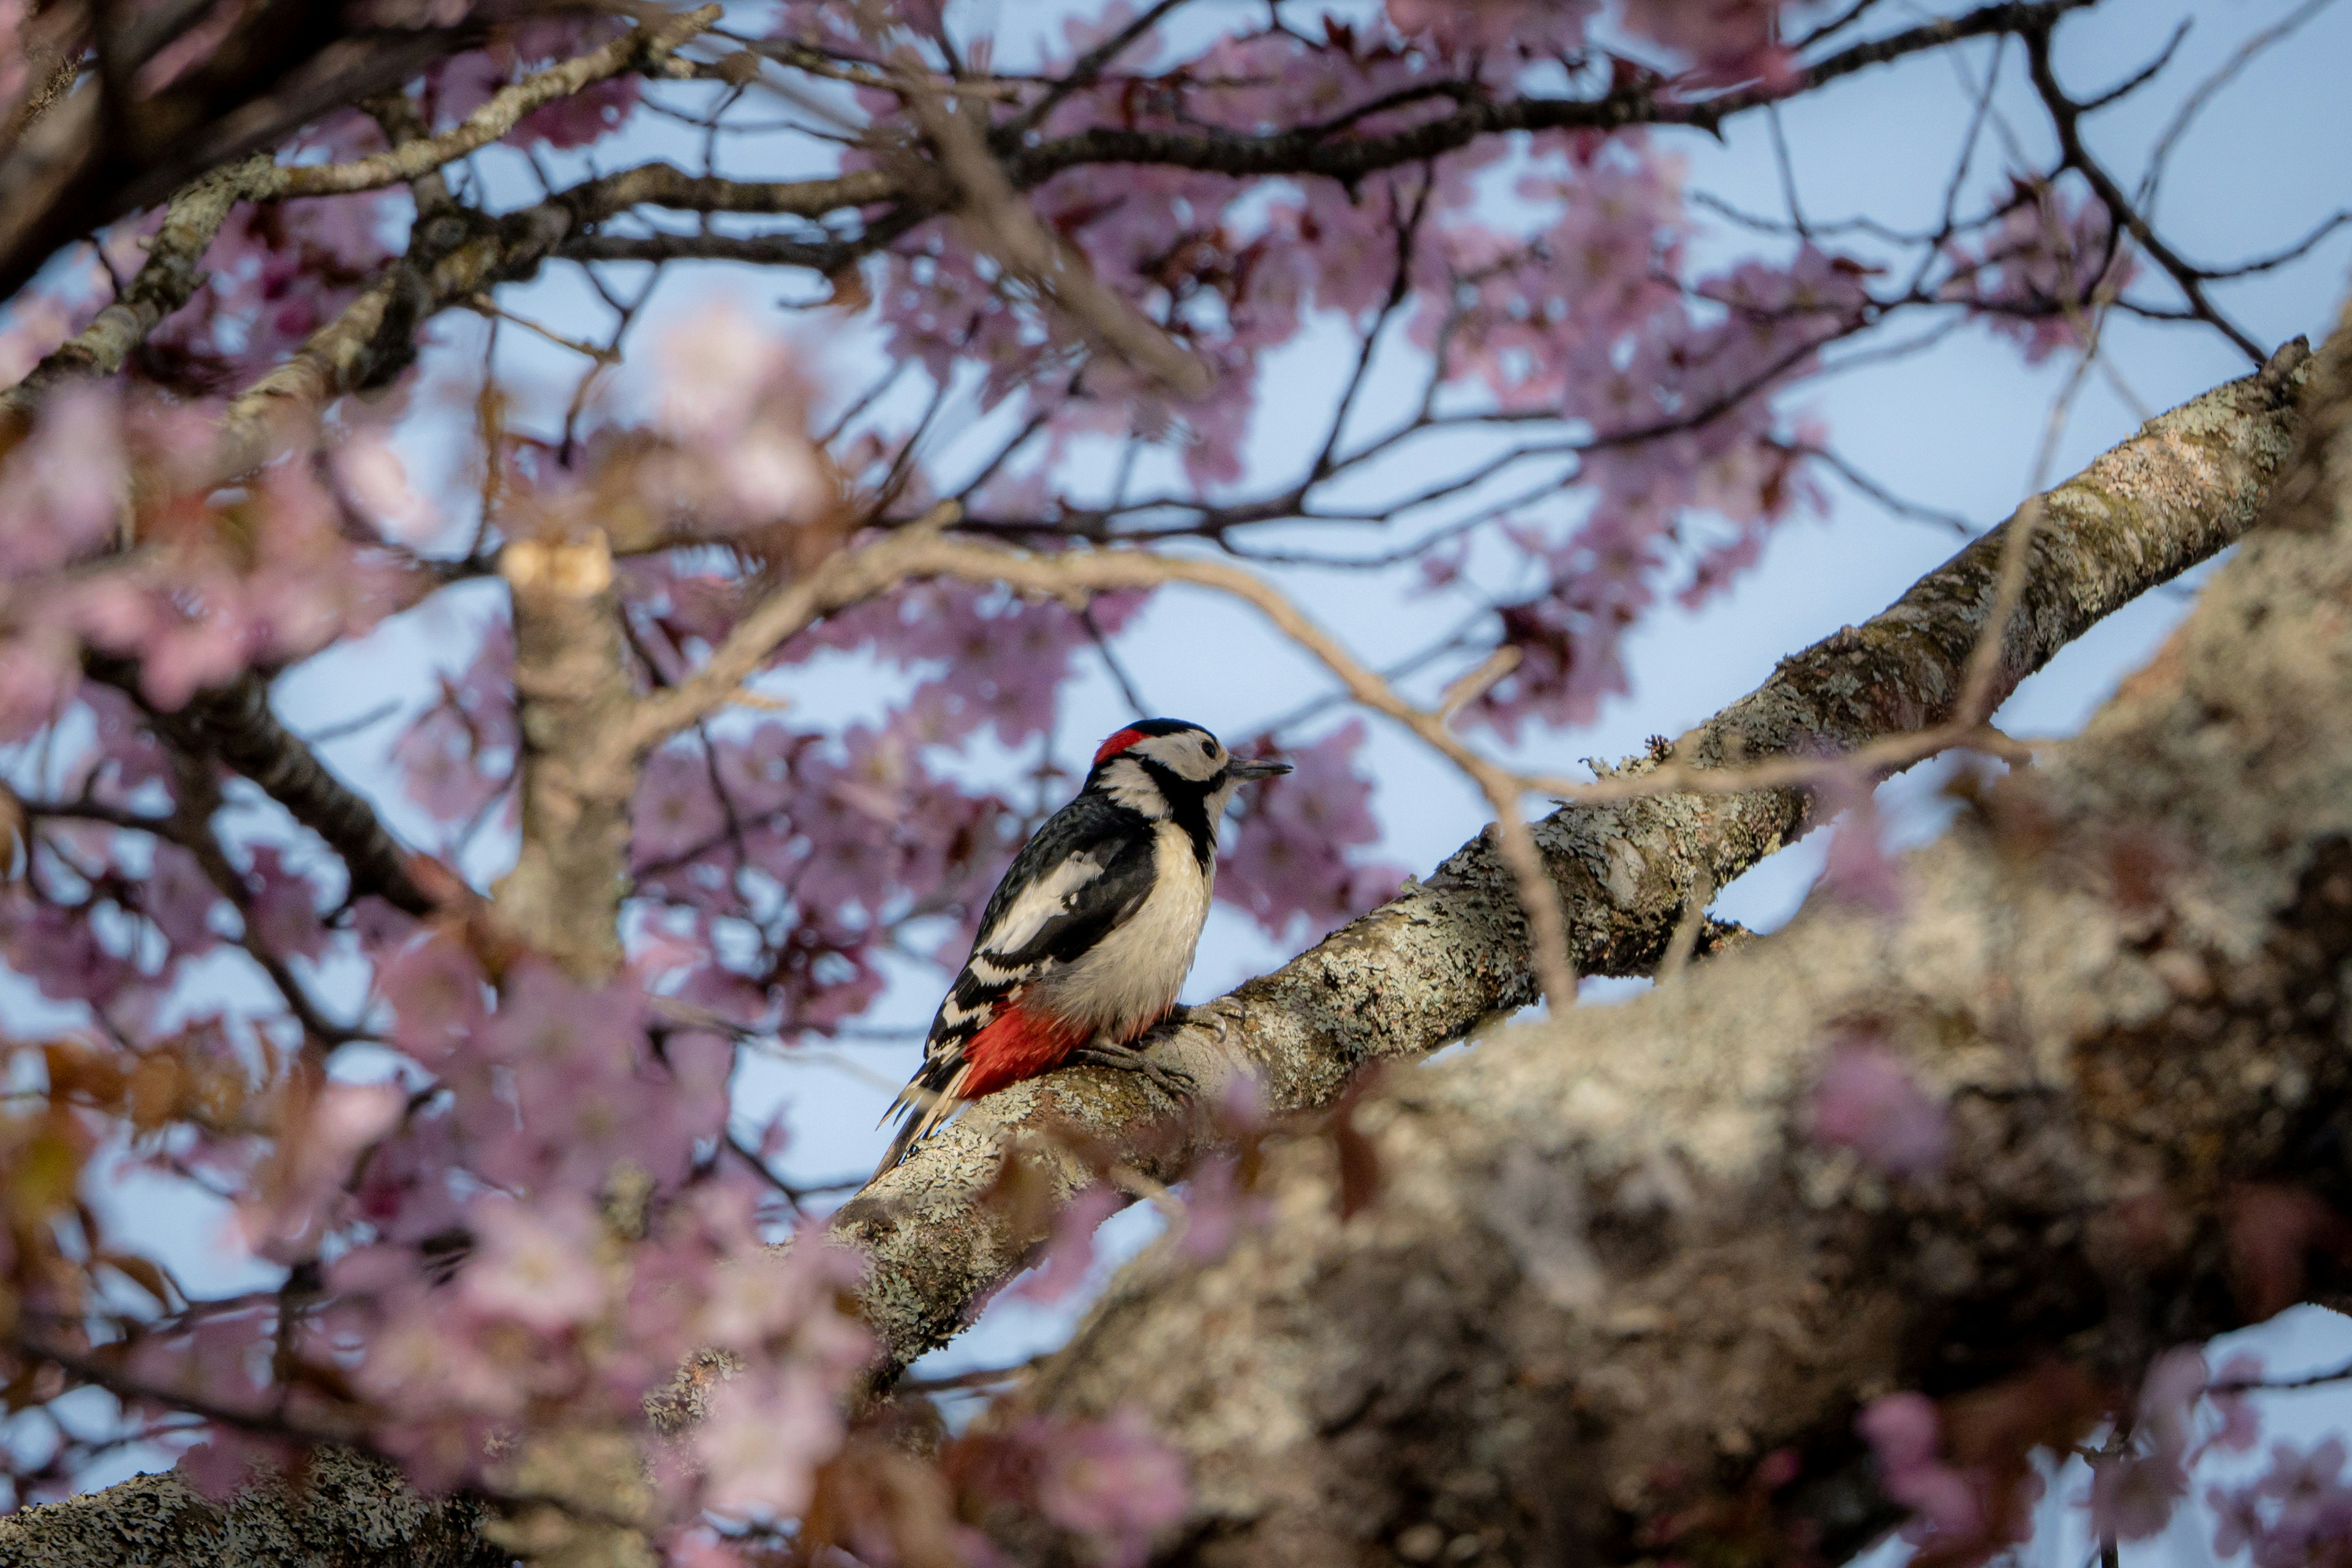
(872, 1057), (973, 1180)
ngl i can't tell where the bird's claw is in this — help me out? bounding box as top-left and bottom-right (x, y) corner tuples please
(1134, 1003), (1196, 1046)
(1069, 1040), (1197, 1099)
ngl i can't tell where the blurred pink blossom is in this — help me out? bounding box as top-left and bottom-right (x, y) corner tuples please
(695, 1366), (848, 1520)
(1809, 1036), (1949, 1177)
(1013, 1185), (1126, 1305)
(1032, 1409), (1190, 1558)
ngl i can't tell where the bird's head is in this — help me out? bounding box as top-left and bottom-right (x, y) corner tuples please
(1085, 718), (1289, 817)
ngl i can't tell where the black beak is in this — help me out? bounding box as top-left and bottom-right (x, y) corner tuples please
(1228, 757), (1291, 781)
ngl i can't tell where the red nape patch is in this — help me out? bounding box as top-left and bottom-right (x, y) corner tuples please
(958, 1001), (1090, 1100)
(1093, 726), (1148, 767)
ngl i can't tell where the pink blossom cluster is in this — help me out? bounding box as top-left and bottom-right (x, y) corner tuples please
(832, 2), (1864, 741)
(1618, 0), (1792, 82)
(0, 386), (412, 737)
(0, 698), (873, 1548)
(1861, 1348), (2335, 1567)
(146, 113), (397, 392)
(331, 952), (869, 1509)
(1218, 720), (1408, 941)
(167, 940), (869, 1528)
(2210, 1434), (2352, 1567)
(951, 1409), (1191, 1567)
(1807, 1032), (1948, 1177)
(1387, 0), (1599, 59)
(426, 17), (644, 149)
(1859, 1392), (1992, 1548)
(1942, 180), (2141, 363)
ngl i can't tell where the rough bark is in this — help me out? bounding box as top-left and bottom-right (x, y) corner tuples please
(0, 153), (276, 428)
(0, 1449), (505, 1568)
(492, 531), (639, 982)
(835, 345), (2311, 1385)
(993, 314), (2352, 1567)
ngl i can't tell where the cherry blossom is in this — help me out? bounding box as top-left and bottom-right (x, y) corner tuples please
(1218, 720), (1407, 941)
(1808, 1034), (1949, 1177)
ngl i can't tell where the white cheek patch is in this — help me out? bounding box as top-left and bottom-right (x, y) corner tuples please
(1099, 758), (1169, 818)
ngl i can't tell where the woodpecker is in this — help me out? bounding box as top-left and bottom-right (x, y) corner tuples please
(873, 718), (1289, 1176)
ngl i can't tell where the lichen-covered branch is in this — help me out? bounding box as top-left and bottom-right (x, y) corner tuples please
(491, 532), (639, 982)
(0, 154), (275, 424)
(832, 347), (2311, 1385)
(276, 8), (718, 200)
(995, 312), (2352, 1567)
(0, 1449), (502, 1568)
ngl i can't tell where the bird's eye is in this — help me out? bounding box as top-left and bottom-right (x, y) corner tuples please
(1200, 739), (1216, 756)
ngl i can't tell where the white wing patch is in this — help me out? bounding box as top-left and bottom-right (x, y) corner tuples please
(976, 848), (1105, 958)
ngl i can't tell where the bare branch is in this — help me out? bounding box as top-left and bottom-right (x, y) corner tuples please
(276, 7), (721, 200)
(899, 61), (1212, 399)
(1007, 0), (2096, 188)
(2024, 23), (2265, 363)
(83, 658), (435, 918)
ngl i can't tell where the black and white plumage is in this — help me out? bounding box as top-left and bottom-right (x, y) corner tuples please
(872, 718), (1289, 1176)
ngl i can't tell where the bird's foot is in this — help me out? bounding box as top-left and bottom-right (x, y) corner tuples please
(1069, 1038), (1197, 1099)
(1133, 1002), (1196, 1046)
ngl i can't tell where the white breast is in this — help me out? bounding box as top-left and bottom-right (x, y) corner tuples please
(1032, 823), (1210, 1042)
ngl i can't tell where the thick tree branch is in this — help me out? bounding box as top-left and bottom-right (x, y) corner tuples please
(0, 1448), (504, 1568)
(0, 13), (473, 307)
(0, 153), (275, 424)
(998, 310), (2352, 1567)
(831, 345), (2311, 1384)
(489, 531), (639, 982)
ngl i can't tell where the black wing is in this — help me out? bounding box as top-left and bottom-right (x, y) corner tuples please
(872, 793), (1156, 1176)
(930, 791), (1156, 1044)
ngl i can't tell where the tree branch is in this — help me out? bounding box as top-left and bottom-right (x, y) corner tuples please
(0, 1447), (505, 1568)
(0, 153), (275, 424)
(488, 530), (639, 982)
(1006, 0), (2095, 189)
(83, 659), (434, 918)
(276, 7), (720, 200)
